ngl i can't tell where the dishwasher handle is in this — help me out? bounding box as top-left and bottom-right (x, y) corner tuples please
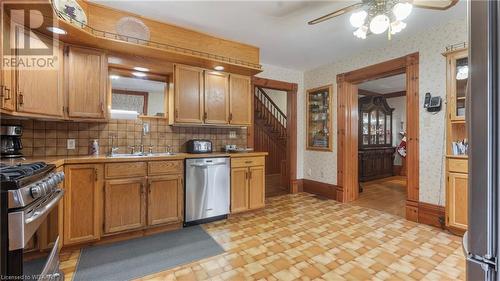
(190, 162), (227, 168)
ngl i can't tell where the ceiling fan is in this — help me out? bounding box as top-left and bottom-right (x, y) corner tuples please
(308, 0), (459, 39)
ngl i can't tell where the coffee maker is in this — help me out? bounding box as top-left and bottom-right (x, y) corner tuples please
(1, 125), (23, 158)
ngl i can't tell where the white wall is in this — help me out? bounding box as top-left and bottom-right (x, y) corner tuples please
(256, 63), (304, 179)
(147, 91), (165, 116)
(264, 89), (287, 115)
(387, 96), (406, 165)
(303, 19), (466, 206)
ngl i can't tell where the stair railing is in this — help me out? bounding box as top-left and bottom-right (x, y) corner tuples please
(255, 87), (287, 133)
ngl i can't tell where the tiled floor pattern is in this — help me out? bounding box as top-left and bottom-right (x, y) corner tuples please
(353, 176), (407, 218)
(266, 174), (289, 198)
(61, 193), (465, 280)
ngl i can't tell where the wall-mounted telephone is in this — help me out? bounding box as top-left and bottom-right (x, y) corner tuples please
(423, 92), (442, 112)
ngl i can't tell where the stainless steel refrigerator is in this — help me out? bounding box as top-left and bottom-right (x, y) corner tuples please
(465, 0), (500, 280)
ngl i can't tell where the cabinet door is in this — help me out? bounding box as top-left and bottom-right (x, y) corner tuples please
(229, 74), (252, 125)
(64, 164), (103, 245)
(204, 71), (229, 124)
(230, 167), (249, 213)
(147, 175), (183, 226)
(104, 178), (146, 234)
(447, 172), (468, 230)
(1, 12), (15, 111)
(67, 46), (107, 119)
(174, 64), (203, 123)
(15, 29), (63, 117)
(248, 166), (265, 209)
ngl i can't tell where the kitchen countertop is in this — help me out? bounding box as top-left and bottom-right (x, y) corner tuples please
(0, 152), (269, 167)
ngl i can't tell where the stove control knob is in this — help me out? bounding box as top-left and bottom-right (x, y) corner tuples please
(30, 185), (43, 199)
(56, 172), (65, 183)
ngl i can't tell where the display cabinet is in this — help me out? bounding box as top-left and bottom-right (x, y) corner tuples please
(306, 85), (333, 151)
(358, 96), (395, 182)
(445, 47), (469, 233)
(359, 96), (393, 148)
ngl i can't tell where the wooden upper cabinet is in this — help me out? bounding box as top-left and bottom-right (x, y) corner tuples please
(63, 164), (103, 245)
(1, 13), (15, 112)
(174, 64), (203, 123)
(229, 74), (252, 125)
(204, 71), (229, 124)
(66, 46), (107, 119)
(104, 178), (146, 234)
(15, 30), (64, 117)
(147, 175), (183, 226)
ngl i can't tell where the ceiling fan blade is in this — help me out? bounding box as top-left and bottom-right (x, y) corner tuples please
(308, 2), (363, 25)
(411, 0), (459, 10)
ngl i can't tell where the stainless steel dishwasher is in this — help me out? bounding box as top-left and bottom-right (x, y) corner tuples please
(184, 157), (230, 226)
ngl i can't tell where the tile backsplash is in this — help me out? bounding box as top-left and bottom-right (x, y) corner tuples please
(1, 118), (247, 157)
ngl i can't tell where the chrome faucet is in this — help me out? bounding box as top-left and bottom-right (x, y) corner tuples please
(108, 136), (119, 156)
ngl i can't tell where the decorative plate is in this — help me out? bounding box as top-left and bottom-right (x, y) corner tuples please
(116, 17), (151, 44)
(52, 0), (87, 27)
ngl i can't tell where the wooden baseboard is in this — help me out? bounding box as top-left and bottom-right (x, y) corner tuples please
(302, 179), (337, 200)
(291, 179), (303, 193)
(418, 202), (445, 229)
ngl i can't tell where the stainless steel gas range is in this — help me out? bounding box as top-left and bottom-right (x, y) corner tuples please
(0, 162), (64, 280)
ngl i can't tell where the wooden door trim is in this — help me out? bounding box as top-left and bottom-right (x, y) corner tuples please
(336, 53), (420, 222)
(250, 76), (298, 194)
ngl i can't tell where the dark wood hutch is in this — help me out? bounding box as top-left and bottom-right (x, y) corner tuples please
(358, 96), (396, 182)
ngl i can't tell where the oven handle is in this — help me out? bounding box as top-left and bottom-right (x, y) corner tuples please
(25, 190), (64, 225)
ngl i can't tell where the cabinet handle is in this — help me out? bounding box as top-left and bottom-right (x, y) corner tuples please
(245, 161), (252, 164)
(100, 102), (104, 113)
(4, 88), (11, 100)
(249, 171), (252, 179)
(175, 109), (179, 119)
(94, 168), (98, 181)
(229, 113), (233, 122)
(203, 112), (207, 120)
(0, 85), (4, 97)
(17, 92), (23, 105)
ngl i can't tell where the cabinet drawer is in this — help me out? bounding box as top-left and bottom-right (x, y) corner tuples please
(448, 158), (468, 173)
(148, 160), (183, 176)
(105, 162), (147, 178)
(231, 156), (265, 168)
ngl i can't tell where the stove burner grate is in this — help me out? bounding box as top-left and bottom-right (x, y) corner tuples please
(0, 162), (48, 181)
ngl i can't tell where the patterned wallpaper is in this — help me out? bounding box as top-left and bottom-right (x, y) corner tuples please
(303, 19), (467, 206)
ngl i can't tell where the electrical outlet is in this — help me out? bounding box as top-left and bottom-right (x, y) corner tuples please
(67, 139), (75, 150)
(229, 131), (237, 139)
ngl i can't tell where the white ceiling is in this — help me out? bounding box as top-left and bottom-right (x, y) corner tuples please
(91, 0), (467, 71)
(358, 73), (406, 94)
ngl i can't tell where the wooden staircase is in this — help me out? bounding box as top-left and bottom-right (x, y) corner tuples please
(254, 87), (287, 176)
(254, 87), (287, 146)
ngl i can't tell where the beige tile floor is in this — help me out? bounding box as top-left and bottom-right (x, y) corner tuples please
(61, 193), (465, 280)
(353, 176), (407, 218)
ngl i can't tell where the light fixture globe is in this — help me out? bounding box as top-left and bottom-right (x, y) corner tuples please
(390, 20), (407, 34)
(349, 10), (368, 28)
(369, 14), (390, 34)
(353, 25), (368, 39)
(393, 2), (413, 21)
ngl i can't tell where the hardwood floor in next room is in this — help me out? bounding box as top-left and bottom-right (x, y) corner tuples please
(60, 193), (464, 281)
(351, 176), (407, 218)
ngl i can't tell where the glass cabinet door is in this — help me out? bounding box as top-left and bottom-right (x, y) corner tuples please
(370, 110), (377, 145)
(362, 112), (369, 145)
(377, 111), (385, 144)
(385, 114), (391, 145)
(306, 86), (332, 151)
(454, 56), (468, 119)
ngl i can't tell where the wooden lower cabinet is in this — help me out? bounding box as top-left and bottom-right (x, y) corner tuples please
(230, 157), (265, 213)
(230, 167), (249, 213)
(446, 172), (468, 230)
(147, 175), (183, 226)
(63, 164), (103, 246)
(104, 178), (146, 234)
(248, 166), (265, 209)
